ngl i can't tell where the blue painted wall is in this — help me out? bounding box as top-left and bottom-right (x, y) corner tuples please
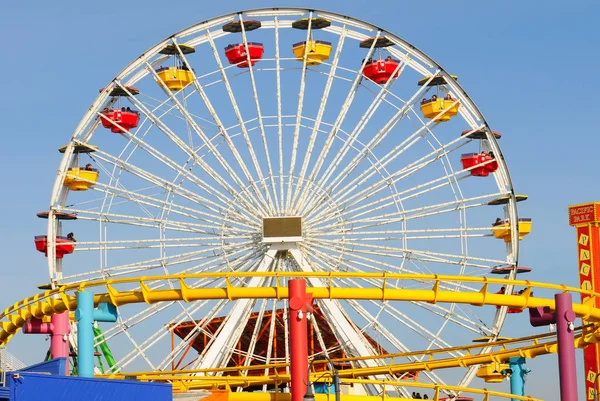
(18, 358), (67, 376)
(7, 372), (171, 401)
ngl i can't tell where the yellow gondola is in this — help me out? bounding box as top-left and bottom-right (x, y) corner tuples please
(420, 98), (460, 122)
(292, 40), (332, 65)
(291, 17), (332, 66)
(63, 167), (99, 191)
(492, 218), (532, 242)
(156, 67), (194, 92)
(156, 44), (196, 91)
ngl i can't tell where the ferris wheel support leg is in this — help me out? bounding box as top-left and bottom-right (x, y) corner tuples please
(288, 248), (381, 395)
(289, 279), (313, 401)
(197, 247), (278, 370)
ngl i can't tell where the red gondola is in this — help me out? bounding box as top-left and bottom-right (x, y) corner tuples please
(224, 43), (264, 68)
(34, 235), (75, 259)
(460, 153), (498, 177)
(100, 109), (140, 133)
(362, 59), (400, 84)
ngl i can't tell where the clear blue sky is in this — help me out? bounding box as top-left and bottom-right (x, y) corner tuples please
(1, 1), (599, 399)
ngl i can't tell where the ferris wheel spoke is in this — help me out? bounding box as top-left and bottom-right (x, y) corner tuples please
(299, 74), (440, 219)
(71, 236), (251, 252)
(308, 307), (336, 362)
(89, 149), (257, 228)
(283, 11), (316, 213)
(144, 63), (262, 193)
(119, 293), (227, 372)
(99, 276), (224, 341)
(115, 321), (157, 371)
(310, 180), (500, 234)
(64, 208), (251, 238)
(237, 16), (280, 214)
(303, 109), (447, 220)
(409, 301), (493, 337)
(91, 121), (261, 219)
(307, 243), (484, 313)
(143, 60), (267, 205)
(313, 250), (479, 292)
(290, 25), (348, 213)
(302, 244), (481, 295)
(342, 281), (481, 344)
(303, 237), (504, 269)
(308, 134), (471, 224)
(310, 195), (504, 237)
(115, 84), (267, 217)
(345, 299), (450, 388)
(63, 241), (255, 282)
(114, 299), (209, 371)
(295, 56), (406, 213)
(260, 297), (280, 382)
(166, 40), (273, 217)
(90, 143), (257, 226)
(273, 17), (285, 213)
(202, 34), (276, 214)
(306, 250), (490, 328)
(295, 32), (382, 215)
(93, 180), (239, 229)
(236, 297), (269, 375)
(301, 242), (408, 275)
(309, 164), (471, 229)
(306, 227), (492, 241)
(100, 302), (175, 347)
(87, 183), (250, 233)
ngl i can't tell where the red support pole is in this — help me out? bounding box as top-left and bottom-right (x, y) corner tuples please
(289, 279), (313, 401)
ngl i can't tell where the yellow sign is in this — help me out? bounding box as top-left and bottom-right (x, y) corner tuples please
(581, 249), (591, 261)
(588, 369), (597, 383)
(580, 233), (590, 246)
(582, 280), (593, 291)
(582, 263), (592, 276)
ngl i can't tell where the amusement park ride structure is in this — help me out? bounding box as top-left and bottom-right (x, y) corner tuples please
(1, 6), (596, 401)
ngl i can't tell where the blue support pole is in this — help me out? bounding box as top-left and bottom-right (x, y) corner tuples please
(76, 291), (94, 378)
(75, 291), (118, 378)
(505, 357), (531, 401)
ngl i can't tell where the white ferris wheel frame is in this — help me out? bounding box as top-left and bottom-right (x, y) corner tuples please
(41, 7), (523, 394)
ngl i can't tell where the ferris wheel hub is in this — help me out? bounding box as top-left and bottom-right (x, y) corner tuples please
(262, 216), (303, 244)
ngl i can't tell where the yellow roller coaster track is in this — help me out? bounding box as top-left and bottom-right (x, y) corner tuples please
(96, 328), (590, 392)
(172, 379), (543, 400)
(3, 272), (600, 347)
(3, 272), (600, 398)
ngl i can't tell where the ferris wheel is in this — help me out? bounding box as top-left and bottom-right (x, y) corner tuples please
(37, 7), (528, 395)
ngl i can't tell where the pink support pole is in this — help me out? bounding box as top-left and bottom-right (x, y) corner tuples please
(289, 280), (313, 401)
(23, 312), (71, 374)
(50, 312), (71, 363)
(555, 293), (578, 401)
